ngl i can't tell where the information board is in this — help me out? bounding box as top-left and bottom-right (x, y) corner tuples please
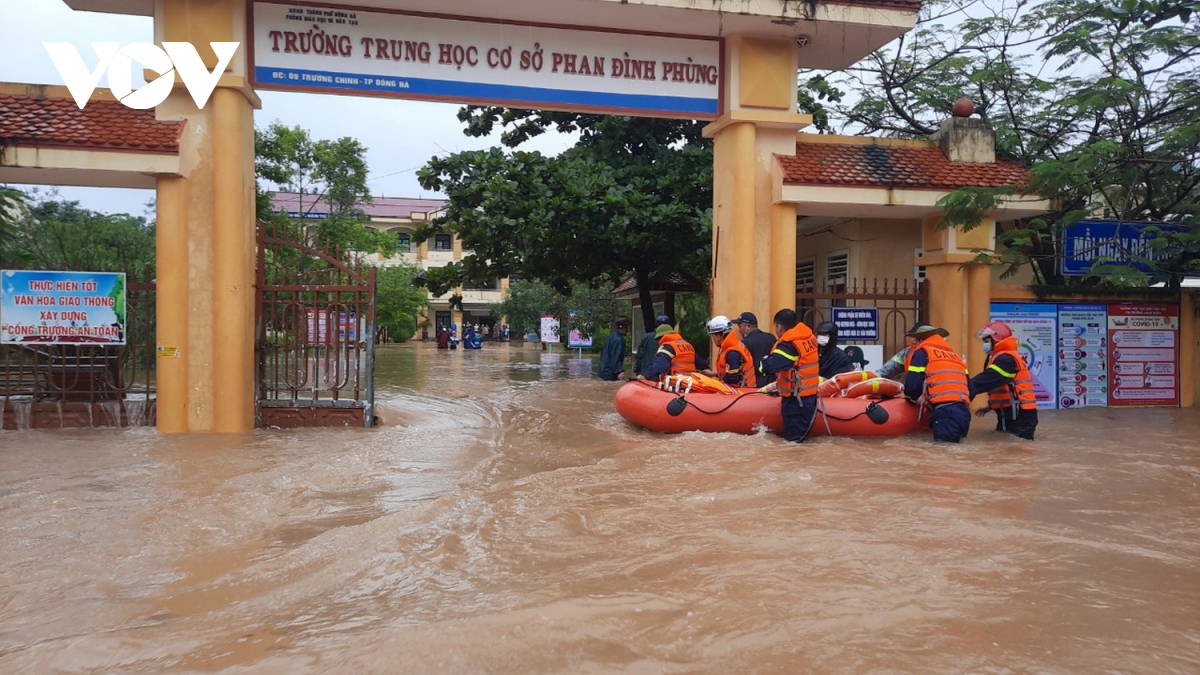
(252, 1), (721, 118)
(540, 315), (560, 344)
(1107, 304), (1179, 406)
(1056, 304), (1108, 408)
(1, 270), (126, 345)
(988, 303), (1058, 409)
(831, 307), (878, 341)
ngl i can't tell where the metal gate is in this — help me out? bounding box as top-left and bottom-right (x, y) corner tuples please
(256, 219), (377, 428)
(796, 277), (927, 357)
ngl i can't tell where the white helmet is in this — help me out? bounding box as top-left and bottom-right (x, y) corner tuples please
(706, 315), (733, 334)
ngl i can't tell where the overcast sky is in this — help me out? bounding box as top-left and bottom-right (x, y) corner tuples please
(2, 0), (575, 218)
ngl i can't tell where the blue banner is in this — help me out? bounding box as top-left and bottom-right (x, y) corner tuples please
(1, 270), (126, 345)
(831, 307), (878, 342)
(1061, 220), (1180, 276)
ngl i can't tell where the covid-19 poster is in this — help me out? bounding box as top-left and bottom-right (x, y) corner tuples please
(1107, 304), (1179, 406)
(1056, 304), (1108, 409)
(988, 303), (1058, 409)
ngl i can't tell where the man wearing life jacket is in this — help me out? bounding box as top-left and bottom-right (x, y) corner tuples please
(701, 315), (757, 388)
(902, 323), (972, 443)
(636, 323), (700, 382)
(634, 314), (673, 378)
(969, 320), (1039, 440)
(759, 309), (820, 443)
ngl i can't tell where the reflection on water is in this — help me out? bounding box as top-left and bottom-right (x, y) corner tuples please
(2, 342), (1200, 673)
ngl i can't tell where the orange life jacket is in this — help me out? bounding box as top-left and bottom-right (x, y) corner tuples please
(715, 332), (757, 388)
(655, 332), (696, 379)
(772, 324), (820, 398)
(986, 336), (1037, 411)
(904, 334), (970, 405)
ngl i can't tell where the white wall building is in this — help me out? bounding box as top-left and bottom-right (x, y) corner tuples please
(270, 192), (509, 339)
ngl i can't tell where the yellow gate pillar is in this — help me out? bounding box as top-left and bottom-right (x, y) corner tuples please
(704, 36), (810, 325)
(920, 214), (996, 377)
(153, 0), (260, 432)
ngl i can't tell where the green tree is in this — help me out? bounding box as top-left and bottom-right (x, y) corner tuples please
(0, 186), (25, 263)
(490, 278), (630, 344)
(2, 194), (155, 274)
(416, 112), (712, 329)
(255, 121), (395, 256)
(799, 0), (1199, 287)
(375, 262), (428, 342)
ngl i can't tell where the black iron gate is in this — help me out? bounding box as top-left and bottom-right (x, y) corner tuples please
(797, 277), (927, 357)
(256, 220), (377, 428)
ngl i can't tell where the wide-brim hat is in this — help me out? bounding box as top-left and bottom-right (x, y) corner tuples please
(654, 323), (674, 338)
(905, 322), (950, 339)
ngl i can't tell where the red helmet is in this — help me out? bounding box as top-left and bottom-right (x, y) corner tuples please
(977, 321), (1013, 340)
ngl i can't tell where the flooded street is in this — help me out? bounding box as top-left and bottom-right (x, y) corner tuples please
(2, 342), (1199, 673)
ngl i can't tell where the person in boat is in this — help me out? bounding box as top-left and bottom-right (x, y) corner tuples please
(876, 347), (909, 380)
(970, 320), (1038, 440)
(635, 323), (706, 382)
(815, 321), (855, 379)
(634, 314), (673, 378)
(700, 315), (757, 388)
(599, 316), (631, 381)
(902, 323), (972, 443)
(843, 345), (871, 371)
(731, 311), (777, 386)
(758, 309), (820, 443)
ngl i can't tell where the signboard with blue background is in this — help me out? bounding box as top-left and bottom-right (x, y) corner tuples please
(1061, 220), (1181, 276)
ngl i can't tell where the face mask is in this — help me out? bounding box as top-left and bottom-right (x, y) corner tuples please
(817, 335), (830, 347)
(982, 341), (993, 354)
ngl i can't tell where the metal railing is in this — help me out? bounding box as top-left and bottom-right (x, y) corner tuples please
(797, 277), (927, 357)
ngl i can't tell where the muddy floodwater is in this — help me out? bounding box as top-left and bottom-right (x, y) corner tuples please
(2, 342), (1199, 673)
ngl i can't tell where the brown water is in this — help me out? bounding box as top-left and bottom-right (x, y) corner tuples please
(2, 343), (1199, 674)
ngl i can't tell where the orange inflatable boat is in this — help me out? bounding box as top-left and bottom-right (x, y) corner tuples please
(614, 373), (926, 437)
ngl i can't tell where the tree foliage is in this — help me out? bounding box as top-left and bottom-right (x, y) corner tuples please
(489, 278), (630, 342)
(255, 121), (395, 256)
(0, 186), (27, 263)
(416, 110), (712, 328)
(799, 0), (1199, 287)
(1, 192), (155, 275)
(375, 262), (428, 342)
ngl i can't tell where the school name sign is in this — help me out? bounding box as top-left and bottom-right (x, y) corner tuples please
(251, 1), (720, 118)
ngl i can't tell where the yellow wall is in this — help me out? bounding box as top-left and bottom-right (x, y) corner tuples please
(152, 0), (259, 432)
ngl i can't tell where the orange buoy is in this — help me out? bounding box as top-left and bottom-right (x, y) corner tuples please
(841, 377), (904, 399)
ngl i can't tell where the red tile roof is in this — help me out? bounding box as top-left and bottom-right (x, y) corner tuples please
(777, 141), (1032, 190)
(611, 271), (705, 297)
(0, 93), (182, 154)
(271, 192), (446, 219)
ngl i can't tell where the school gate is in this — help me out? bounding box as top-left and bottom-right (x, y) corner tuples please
(2, 0), (1065, 431)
